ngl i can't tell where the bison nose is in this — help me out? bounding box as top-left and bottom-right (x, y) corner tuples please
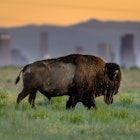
(104, 95), (114, 105)
(107, 98), (113, 104)
(111, 98), (113, 104)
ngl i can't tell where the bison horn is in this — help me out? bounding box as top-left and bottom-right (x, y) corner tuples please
(113, 70), (119, 80)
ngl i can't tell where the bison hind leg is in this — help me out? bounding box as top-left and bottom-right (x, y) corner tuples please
(28, 91), (37, 108)
(17, 89), (37, 108)
(17, 89), (29, 104)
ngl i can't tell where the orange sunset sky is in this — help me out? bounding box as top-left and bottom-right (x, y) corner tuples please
(0, 0), (140, 27)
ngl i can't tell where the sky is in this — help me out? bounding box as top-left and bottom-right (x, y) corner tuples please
(0, 0), (140, 27)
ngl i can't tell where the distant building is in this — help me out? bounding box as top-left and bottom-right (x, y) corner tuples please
(11, 49), (28, 66)
(40, 32), (50, 59)
(98, 43), (114, 62)
(120, 34), (136, 68)
(0, 33), (11, 66)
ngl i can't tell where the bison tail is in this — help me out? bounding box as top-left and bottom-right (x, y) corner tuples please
(15, 65), (29, 85)
(15, 76), (20, 85)
(15, 69), (23, 85)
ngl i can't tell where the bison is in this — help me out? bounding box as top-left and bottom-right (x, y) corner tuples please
(15, 54), (121, 109)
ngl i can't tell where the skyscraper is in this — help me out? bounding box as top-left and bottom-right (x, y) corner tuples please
(11, 49), (28, 65)
(120, 34), (136, 68)
(98, 43), (113, 62)
(40, 32), (50, 59)
(0, 33), (11, 66)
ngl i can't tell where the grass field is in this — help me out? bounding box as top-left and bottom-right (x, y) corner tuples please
(0, 66), (140, 140)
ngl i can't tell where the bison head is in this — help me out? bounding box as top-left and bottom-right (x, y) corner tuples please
(103, 63), (121, 105)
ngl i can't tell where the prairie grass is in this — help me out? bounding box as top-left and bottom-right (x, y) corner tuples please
(0, 67), (140, 140)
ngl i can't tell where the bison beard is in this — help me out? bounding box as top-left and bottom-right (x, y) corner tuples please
(15, 54), (121, 109)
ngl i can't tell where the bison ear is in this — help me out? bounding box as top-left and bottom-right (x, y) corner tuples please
(105, 63), (120, 81)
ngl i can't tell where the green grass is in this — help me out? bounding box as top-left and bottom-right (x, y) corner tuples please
(0, 67), (140, 140)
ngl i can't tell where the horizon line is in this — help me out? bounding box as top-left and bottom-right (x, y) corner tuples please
(0, 18), (140, 28)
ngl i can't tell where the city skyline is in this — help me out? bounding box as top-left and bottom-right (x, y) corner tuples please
(0, 21), (138, 67)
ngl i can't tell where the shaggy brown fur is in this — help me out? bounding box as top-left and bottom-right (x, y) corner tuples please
(15, 54), (121, 109)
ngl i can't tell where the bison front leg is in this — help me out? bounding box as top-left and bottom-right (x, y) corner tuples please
(66, 96), (78, 109)
(91, 97), (97, 109)
(28, 91), (37, 108)
(82, 97), (97, 109)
